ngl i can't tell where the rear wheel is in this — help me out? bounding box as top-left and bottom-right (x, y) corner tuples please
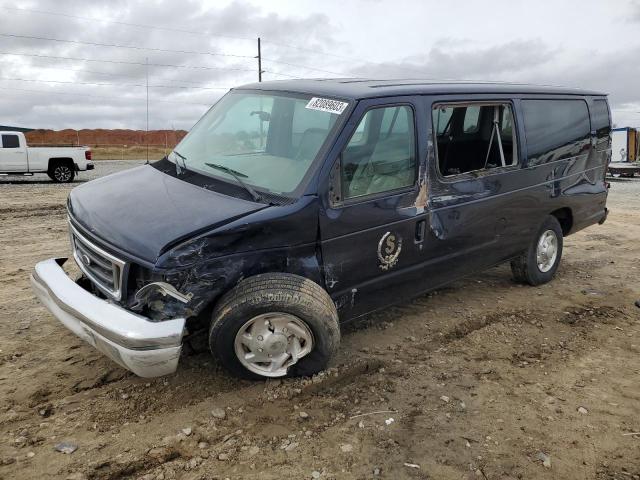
(209, 273), (340, 379)
(48, 161), (75, 183)
(511, 215), (563, 286)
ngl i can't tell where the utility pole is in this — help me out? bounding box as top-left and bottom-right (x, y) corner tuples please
(257, 37), (263, 82)
(146, 57), (149, 164)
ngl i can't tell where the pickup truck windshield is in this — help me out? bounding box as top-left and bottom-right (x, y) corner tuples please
(168, 91), (345, 196)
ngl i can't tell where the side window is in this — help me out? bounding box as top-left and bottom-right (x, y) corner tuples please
(591, 99), (611, 141)
(522, 99), (590, 165)
(432, 103), (518, 177)
(341, 105), (416, 200)
(1, 134), (20, 149)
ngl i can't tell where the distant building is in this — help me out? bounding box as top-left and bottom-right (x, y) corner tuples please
(0, 125), (34, 133)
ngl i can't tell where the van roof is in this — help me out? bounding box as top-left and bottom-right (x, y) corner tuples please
(235, 78), (606, 100)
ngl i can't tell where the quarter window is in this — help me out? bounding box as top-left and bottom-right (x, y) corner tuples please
(591, 99), (611, 140)
(432, 103), (518, 177)
(434, 106), (453, 135)
(1, 134), (20, 148)
(341, 105), (416, 200)
(522, 99), (590, 165)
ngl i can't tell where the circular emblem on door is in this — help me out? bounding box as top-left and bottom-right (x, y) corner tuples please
(81, 253), (92, 267)
(377, 232), (402, 271)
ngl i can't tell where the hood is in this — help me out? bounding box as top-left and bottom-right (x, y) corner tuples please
(68, 164), (266, 262)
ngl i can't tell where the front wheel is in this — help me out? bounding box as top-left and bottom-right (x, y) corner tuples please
(209, 273), (340, 379)
(511, 215), (563, 286)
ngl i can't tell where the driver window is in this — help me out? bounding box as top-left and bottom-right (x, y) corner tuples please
(341, 105), (416, 200)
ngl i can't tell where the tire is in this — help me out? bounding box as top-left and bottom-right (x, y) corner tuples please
(209, 273), (340, 380)
(49, 161), (75, 183)
(511, 215), (563, 286)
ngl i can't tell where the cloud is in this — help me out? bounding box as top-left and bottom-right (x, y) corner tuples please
(350, 39), (556, 80)
(0, 0), (638, 129)
(0, 0), (340, 129)
(349, 38), (640, 127)
(632, 0), (640, 21)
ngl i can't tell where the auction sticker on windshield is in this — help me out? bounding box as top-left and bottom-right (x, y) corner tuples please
(305, 97), (349, 115)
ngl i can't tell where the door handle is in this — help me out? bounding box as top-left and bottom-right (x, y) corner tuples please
(415, 219), (426, 243)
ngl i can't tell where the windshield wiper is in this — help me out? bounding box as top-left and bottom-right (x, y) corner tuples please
(172, 150), (189, 175)
(204, 163), (263, 203)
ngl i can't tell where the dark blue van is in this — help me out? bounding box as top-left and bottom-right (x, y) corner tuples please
(31, 79), (611, 379)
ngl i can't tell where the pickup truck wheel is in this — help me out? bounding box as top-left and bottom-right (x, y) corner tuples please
(209, 273), (340, 380)
(49, 162), (75, 183)
(511, 215), (563, 286)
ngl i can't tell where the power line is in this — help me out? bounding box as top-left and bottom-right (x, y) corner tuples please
(262, 70), (302, 79)
(0, 76), (232, 91)
(1, 50), (331, 80)
(261, 57), (350, 76)
(0, 33), (256, 60)
(1, 5), (254, 42)
(1, 59), (256, 86)
(261, 41), (428, 76)
(4, 62), (136, 79)
(0, 51), (257, 73)
(0, 86), (213, 106)
(262, 39), (349, 59)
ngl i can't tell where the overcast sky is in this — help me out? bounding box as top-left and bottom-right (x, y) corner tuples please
(1, 0), (639, 130)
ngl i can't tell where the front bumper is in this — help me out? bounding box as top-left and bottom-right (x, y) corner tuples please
(31, 258), (185, 377)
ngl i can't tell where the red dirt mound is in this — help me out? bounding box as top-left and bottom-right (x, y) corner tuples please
(25, 129), (188, 147)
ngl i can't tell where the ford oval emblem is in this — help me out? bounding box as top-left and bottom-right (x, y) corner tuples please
(81, 253), (92, 266)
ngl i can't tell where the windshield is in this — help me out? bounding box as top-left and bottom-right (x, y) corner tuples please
(168, 91), (347, 197)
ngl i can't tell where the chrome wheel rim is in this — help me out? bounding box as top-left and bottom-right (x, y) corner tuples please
(54, 166), (72, 182)
(536, 230), (558, 273)
(234, 312), (314, 377)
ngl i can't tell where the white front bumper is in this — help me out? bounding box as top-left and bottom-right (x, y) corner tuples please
(31, 258), (186, 377)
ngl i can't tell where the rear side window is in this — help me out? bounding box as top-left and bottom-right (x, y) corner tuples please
(341, 105), (416, 200)
(522, 100), (590, 165)
(1, 134), (20, 148)
(432, 103), (518, 177)
(591, 99), (611, 140)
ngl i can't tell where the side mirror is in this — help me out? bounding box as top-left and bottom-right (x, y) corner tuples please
(328, 157), (342, 207)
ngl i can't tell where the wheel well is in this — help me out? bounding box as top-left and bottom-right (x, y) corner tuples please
(48, 157), (74, 171)
(550, 207), (573, 236)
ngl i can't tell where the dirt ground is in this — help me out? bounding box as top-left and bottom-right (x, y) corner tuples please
(1, 164), (639, 480)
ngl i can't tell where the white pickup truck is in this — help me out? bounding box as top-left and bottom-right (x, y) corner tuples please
(0, 131), (94, 182)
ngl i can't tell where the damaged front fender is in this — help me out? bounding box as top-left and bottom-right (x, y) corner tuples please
(130, 197), (324, 321)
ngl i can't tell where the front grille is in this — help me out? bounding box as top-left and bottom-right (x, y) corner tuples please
(69, 221), (126, 300)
